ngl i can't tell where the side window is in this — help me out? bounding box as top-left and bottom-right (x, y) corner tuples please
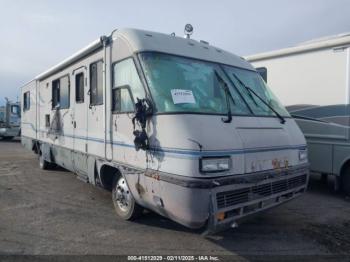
(60, 76), (70, 109)
(23, 92), (30, 111)
(112, 58), (145, 113)
(75, 72), (84, 103)
(11, 105), (20, 116)
(90, 61), (103, 106)
(52, 76), (70, 109)
(52, 79), (60, 109)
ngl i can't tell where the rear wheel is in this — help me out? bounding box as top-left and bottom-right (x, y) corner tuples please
(112, 175), (143, 220)
(341, 165), (350, 196)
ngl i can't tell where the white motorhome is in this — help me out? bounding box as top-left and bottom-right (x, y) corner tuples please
(21, 27), (309, 233)
(246, 33), (350, 195)
(0, 99), (21, 139)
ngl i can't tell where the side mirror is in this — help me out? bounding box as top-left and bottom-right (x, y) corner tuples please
(132, 97), (153, 152)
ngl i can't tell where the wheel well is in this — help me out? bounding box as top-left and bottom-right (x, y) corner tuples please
(32, 141), (40, 154)
(340, 159), (350, 177)
(99, 165), (121, 191)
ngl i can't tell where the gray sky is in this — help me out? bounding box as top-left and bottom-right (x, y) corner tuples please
(1, 0), (350, 104)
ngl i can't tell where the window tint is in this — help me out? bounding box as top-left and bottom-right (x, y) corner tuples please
(75, 72), (84, 103)
(223, 66), (290, 117)
(90, 61), (103, 105)
(60, 76), (70, 109)
(23, 92), (30, 111)
(52, 79), (60, 109)
(52, 76), (70, 109)
(11, 105), (20, 115)
(112, 58), (145, 113)
(139, 52), (250, 115)
(45, 114), (50, 127)
(112, 88), (134, 112)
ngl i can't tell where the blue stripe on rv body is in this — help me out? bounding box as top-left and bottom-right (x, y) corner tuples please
(21, 122), (306, 158)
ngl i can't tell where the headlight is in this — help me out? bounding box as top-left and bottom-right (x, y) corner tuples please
(299, 149), (308, 161)
(200, 157), (231, 173)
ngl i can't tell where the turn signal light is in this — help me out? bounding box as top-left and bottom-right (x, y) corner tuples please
(216, 212), (226, 221)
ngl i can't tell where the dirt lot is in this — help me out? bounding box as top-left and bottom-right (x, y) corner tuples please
(1, 139), (350, 259)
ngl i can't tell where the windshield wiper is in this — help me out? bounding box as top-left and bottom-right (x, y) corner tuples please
(231, 73), (286, 124)
(214, 70), (235, 123)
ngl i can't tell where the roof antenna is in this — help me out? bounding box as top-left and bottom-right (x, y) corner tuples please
(184, 24), (193, 39)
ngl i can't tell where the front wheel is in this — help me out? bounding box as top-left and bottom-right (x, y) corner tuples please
(341, 166), (350, 196)
(112, 175), (143, 220)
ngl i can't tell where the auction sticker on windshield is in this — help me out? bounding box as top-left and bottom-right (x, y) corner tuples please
(171, 89), (196, 104)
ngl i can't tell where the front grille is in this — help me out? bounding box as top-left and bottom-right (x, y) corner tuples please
(216, 174), (307, 209)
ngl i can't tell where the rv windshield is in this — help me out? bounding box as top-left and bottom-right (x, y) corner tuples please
(223, 66), (290, 117)
(139, 52), (251, 115)
(139, 52), (290, 118)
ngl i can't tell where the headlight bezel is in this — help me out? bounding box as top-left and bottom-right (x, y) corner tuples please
(298, 149), (308, 161)
(199, 156), (231, 173)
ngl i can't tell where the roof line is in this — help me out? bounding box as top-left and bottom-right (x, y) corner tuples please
(35, 36), (107, 81)
(246, 34), (350, 62)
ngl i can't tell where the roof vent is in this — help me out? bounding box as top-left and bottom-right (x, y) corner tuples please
(145, 33), (153, 37)
(200, 40), (209, 45)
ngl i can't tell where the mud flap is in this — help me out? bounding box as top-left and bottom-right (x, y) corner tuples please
(41, 143), (52, 163)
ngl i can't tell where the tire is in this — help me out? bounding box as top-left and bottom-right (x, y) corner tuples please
(2, 136), (14, 140)
(341, 165), (350, 196)
(39, 153), (51, 170)
(112, 175), (143, 220)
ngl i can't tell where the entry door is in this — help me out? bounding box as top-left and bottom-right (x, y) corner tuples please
(72, 69), (88, 174)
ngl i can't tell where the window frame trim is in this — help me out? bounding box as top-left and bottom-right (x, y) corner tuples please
(51, 73), (71, 110)
(75, 72), (85, 104)
(111, 85), (136, 114)
(23, 91), (30, 112)
(111, 56), (148, 115)
(89, 59), (104, 107)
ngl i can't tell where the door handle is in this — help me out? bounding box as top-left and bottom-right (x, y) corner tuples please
(73, 121), (77, 128)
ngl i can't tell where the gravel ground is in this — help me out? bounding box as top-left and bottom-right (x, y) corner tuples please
(0, 139), (350, 259)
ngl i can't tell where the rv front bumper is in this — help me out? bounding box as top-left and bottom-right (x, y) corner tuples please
(206, 166), (309, 234)
(143, 163), (309, 233)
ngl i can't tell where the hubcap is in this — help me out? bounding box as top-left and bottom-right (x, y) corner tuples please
(114, 177), (131, 212)
(39, 155), (44, 167)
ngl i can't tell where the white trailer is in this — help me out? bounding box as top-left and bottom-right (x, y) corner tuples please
(246, 33), (350, 194)
(21, 27), (309, 233)
(0, 99), (21, 139)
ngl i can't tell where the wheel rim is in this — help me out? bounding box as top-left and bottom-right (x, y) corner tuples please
(39, 155), (44, 167)
(114, 177), (132, 213)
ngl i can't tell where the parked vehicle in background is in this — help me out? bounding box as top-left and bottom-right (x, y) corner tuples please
(246, 33), (350, 195)
(0, 98), (21, 140)
(21, 26), (309, 233)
